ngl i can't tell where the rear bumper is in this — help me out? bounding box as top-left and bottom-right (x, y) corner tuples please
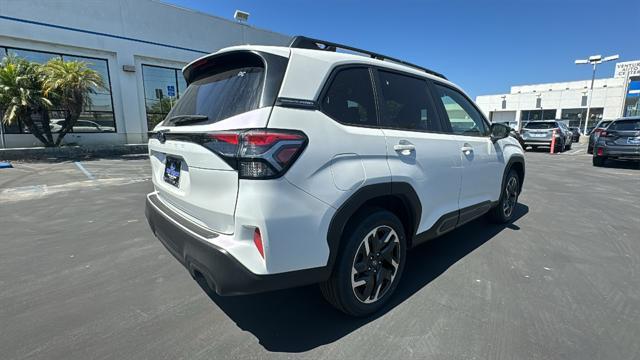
(523, 140), (552, 146)
(595, 145), (640, 159)
(145, 193), (328, 295)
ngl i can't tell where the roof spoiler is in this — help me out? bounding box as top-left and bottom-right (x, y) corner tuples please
(289, 36), (447, 80)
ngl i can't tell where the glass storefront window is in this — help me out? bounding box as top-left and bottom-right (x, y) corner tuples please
(62, 55), (113, 112)
(0, 47), (116, 134)
(624, 78), (640, 117)
(142, 65), (185, 130)
(7, 48), (60, 63)
(520, 109), (557, 121)
(561, 108), (603, 128)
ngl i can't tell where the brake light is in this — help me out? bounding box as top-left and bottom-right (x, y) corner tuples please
(253, 228), (264, 258)
(202, 129), (307, 179)
(596, 147), (604, 156)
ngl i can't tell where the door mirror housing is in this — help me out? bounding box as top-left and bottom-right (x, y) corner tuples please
(490, 123), (511, 142)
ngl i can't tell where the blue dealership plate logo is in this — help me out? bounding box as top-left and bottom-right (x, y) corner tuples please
(166, 163), (180, 178)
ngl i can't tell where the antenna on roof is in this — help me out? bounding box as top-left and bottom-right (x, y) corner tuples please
(289, 36), (447, 80)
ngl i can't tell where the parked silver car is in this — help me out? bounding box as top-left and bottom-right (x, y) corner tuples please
(521, 120), (573, 152)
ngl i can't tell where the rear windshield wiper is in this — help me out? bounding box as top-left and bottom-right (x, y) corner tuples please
(165, 114), (208, 126)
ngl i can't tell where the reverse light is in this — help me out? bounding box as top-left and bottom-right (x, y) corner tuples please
(253, 228), (264, 258)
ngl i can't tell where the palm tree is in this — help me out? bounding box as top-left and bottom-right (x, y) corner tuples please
(0, 55), (54, 146)
(41, 58), (105, 146)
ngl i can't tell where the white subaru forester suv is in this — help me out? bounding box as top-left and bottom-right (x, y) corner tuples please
(145, 36), (525, 316)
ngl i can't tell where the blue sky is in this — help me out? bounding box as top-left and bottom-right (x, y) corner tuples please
(167, 0), (640, 98)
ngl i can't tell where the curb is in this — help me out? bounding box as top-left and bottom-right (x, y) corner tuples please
(0, 144), (148, 161)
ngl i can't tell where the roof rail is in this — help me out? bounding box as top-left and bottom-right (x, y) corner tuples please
(289, 36), (447, 80)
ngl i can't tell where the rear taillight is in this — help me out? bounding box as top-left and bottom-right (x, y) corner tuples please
(596, 147), (604, 156)
(202, 129), (307, 179)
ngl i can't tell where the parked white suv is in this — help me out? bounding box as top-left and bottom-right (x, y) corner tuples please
(145, 37), (525, 316)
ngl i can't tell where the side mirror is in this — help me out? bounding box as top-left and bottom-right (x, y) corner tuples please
(490, 123), (511, 142)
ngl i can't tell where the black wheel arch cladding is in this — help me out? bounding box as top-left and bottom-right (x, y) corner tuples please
(326, 182), (420, 273)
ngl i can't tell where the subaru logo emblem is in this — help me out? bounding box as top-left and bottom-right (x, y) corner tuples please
(156, 130), (168, 143)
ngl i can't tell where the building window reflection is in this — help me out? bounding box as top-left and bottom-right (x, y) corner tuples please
(142, 65), (186, 130)
(0, 46), (116, 134)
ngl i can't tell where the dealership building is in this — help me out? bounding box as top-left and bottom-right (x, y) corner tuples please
(0, 0), (290, 148)
(476, 60), (640, 130)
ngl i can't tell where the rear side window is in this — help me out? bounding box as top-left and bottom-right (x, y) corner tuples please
(434, 84), (489, 136)
(377, 71), (441, 132)
(611, 120), (640, 130)
(322, 68), (377, 126)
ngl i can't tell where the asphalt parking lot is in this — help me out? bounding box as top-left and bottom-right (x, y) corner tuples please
(1, 144), (639, 360)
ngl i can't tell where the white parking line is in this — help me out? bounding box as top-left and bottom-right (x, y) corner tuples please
(74, 162), (95, 180)
(568, 149), (584, 155)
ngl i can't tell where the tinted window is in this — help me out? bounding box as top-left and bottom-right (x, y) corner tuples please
(598, 121), (612, 129)
(378, 71), (440, 132)
(611, 120), (640, 131)
(524, 122), (557, 129)
(434, 84), (488, 136)
(166, 66), (264, 126)
(322, 68), (376, 126)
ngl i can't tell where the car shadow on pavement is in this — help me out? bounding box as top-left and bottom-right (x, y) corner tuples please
(199, 203), (529, 353)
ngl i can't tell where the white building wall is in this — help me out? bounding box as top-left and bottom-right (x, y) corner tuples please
(476, 75), (628, 129)
(0, 0), (291, 148)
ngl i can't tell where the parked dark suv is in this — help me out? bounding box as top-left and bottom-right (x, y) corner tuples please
(592, 117), (640, 167)
(587, 119), (613, 154)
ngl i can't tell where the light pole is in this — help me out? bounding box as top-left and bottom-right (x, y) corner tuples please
(575, 54), (619, 135)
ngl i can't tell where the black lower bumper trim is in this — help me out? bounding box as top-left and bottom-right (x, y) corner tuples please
(145, 194), (329, 296)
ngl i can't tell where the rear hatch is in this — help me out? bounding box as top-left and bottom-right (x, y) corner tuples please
(522, 122), (557, 140)
(601, 119), (640, 151)
(148, 49), (289, 234)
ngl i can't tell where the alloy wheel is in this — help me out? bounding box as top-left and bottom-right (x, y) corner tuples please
(502, 176), (519, 217)
(350, 225), (401, 304)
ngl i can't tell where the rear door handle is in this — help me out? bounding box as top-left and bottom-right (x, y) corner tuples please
(461, 145), (473, 154)
(393, 142), (415, 155)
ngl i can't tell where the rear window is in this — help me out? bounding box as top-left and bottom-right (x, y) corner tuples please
(610, 120), (640, 131)
(165, 67), (263, 126)
(525, 122), (556, 129)
(163, 54), (266, 126)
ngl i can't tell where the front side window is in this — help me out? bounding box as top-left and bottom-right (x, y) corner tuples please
(378, 70), (440, 132)
(322, 68), (376, 126)
(434, 84), (488, 136)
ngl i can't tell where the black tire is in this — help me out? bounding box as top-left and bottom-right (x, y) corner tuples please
(593, 156), (606, 167)
(565, 140), (572, 150)
(488, 169), (520, 224)
(587, 144), (593, 154)
(320, 209), (407, 317)
(555, 139), (564, 153)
